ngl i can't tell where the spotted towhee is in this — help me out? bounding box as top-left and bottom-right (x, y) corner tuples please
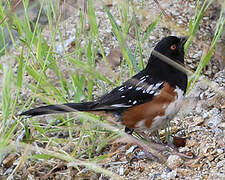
(21, 36), (187, 136)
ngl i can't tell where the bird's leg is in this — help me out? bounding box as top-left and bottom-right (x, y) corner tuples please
(125, 129), (193, 161)
(124, 128), (161, 161)
(135, 131), (171, 152)
(125, 127), (164, 151)
(164, 125), (182, 152)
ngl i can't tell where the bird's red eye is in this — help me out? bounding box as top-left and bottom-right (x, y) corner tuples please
(170, 44), (176, 50)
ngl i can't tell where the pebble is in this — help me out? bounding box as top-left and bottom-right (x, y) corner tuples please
(119, 166), (125, 176)
(186, 58), (193, 63)
(161, 169), (177, 179)
(192, 53), (200, 59)
(202, 111), (209, 119)
(193, 116), (205, 126)
(217, 160), (225, 167)
(196, 102), (203, 114)
(209, 108), (220, 116)
(198, 82), (208, 90)
(177, 19), (183, 24)
(189, 64), (195, 69)
(179, 146), (190, 153)
(167, 155), (184, 169)
(216, 149), (224, 155)
(218, 122), (225, 129)
(208, 154), (215, 161)
(125, 145), (138, 154)
(207, 92), (215, 98)
(205, 70), (212, 76)
(148, 173), (160, 180)
(206, 108), (222, 128)
(199, 92), (205, 100)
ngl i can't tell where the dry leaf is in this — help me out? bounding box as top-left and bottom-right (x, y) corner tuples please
(107, 47), (123, 68)
(173, 136), (186, 148)
(3, 153), (19, 168)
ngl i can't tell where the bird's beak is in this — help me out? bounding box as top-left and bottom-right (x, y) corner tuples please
(179, 36), (187, 48)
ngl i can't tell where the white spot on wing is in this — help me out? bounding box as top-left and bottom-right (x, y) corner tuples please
(136, 78), (146, 86)
(149, 90), (155, 94)
(133, 100), (137, 105)
(111, 104), (131, 108)
(128, 86), (133, 89)
(121, 95), (126, 98)
(136, 87), (142, 91)
(145, 82), (163, 94)
(146, 84), (154, 93)
(118, 86), (125, 91)
(155, 82), (163, 88)
(154, 91), (160, 96)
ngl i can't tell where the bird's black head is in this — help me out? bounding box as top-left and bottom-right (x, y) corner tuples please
(153, 36), (186, 64)
(146, 36), (186, 73)
(145, 36), (187, 90)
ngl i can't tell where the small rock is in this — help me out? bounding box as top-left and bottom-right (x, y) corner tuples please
(161, 169), (177, 179)
(186, 139), (198, 148)
(199, 92), (205, 100)
(206, 114), (223, 128)
(193, 116), (205, 126)
(195, 101), (203, 114)
(207, 96), (219, 107)
(198, 82), (208, 90)
(167, 155), (184, 169)
(217, 160), (225, 167)
(125, 145), (138, 154)
(207, 92), (215, 98)
(189, 64), (196, 69)
(179, 146), (190, 153)
(209, 108), (220, 116)
(148, 173), (160, 180)
(177, 168), (192, 176)
(177, 19), (183, 24)
(119, 166), (124, 176)
(192, 53), (200, 59)
(205, 70), (212, 76)
(216, 149), (223, 155)
(207, 154), (214, 161)
(202, 111), (209, 119)
(149, 35), (156, 40)
(218, 122), (225, 129)
(186, 58), (193, 63)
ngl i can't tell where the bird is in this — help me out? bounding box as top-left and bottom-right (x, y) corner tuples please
(20, 36), (187, 137)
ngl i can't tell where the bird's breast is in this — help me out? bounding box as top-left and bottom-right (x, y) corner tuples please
(122, 83), (184, 132)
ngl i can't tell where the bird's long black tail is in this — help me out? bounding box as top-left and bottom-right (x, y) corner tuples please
(20, 102), (97, 117)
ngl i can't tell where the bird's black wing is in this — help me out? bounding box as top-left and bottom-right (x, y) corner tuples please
(92, 71), (164, 112)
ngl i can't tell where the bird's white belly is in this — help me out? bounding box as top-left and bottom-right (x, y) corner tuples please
(150, 87), (184, 132)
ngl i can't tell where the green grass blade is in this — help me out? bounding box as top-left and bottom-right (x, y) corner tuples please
(104, 5), (139, 73)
